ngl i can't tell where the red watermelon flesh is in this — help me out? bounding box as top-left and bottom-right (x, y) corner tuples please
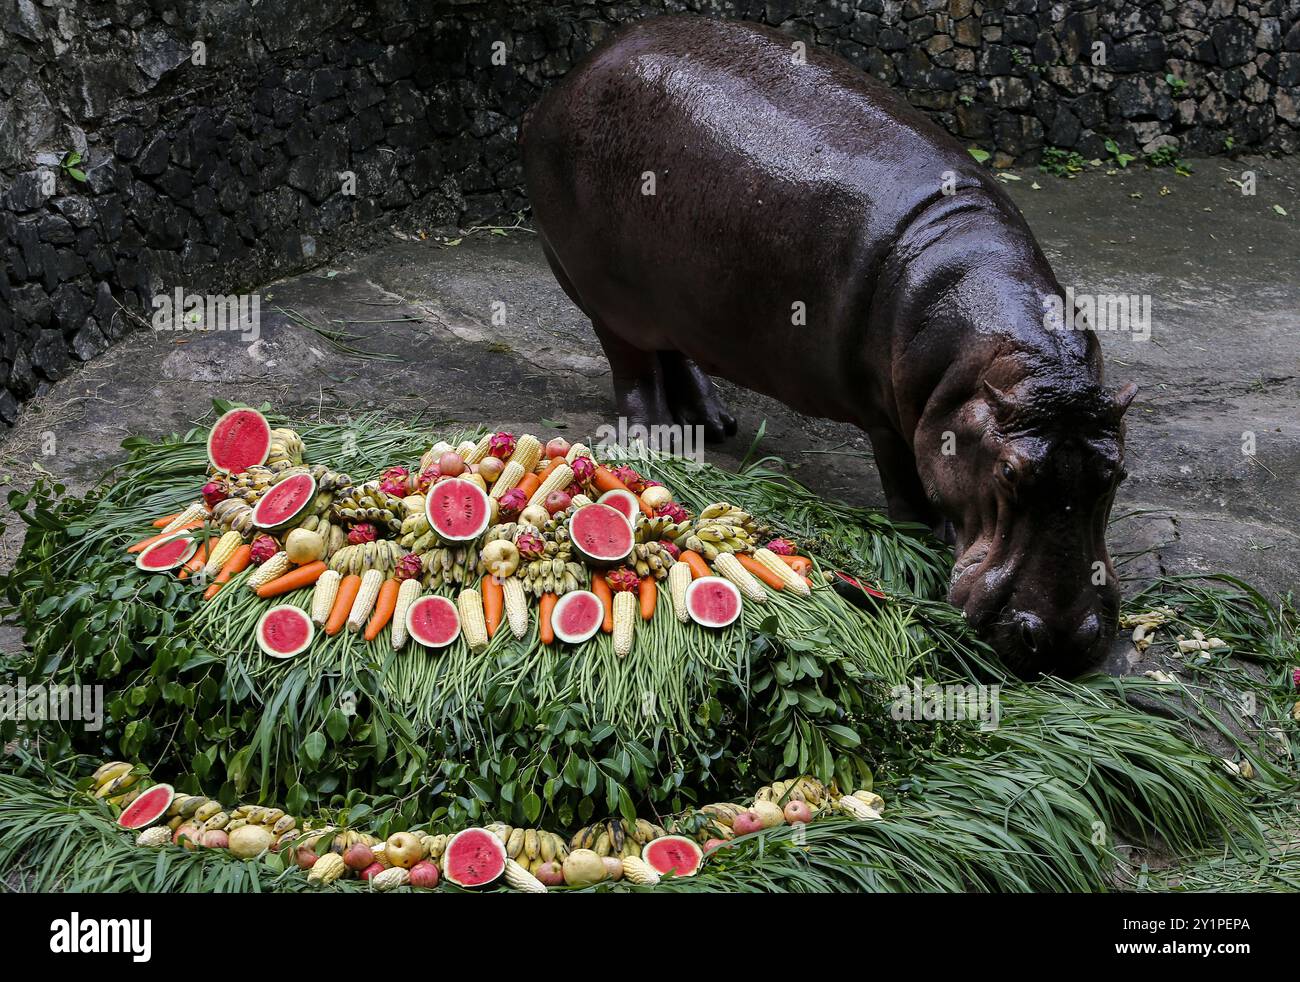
(426, 478), (491, 542)
(596, 489), (640, 522)
(406, 595), (460, 648)
(569, 503), (634, 565)
(118, 783), (174, 830)
(685, 576), (742, 628)
(251, 472), (317, 530)
(642, 835), (703, 877)
(257, 605), (313, 658)
(552, 590), (603, 644)
(136, 534), (197, 572)
(207, 408), (272, 474)
(442, 827), (507, 888)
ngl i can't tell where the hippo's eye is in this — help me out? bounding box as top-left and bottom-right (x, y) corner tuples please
(999, 462), (1016, 483)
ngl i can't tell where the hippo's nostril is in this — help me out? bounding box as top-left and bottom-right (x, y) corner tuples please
(1017, 613), (1047, 654)
(1075, 612), (1101, 650)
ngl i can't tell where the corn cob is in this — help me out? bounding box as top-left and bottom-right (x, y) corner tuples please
(714, 552), (768, 602)
(570, 493), (593, 508)
(162, 501), (209, 534)
(502, 576), (529, 639)
(565, 443), (593, 464)
(310, 570), (341, 625)
(202, 530), (244, 577)
(508, 435), (542, 474)
(668, 562), (692, 623)
(347, 569), (385, 633)
(307, 852), (346, 885)
(622, 856), (661, 885)
(503, 858), (548, 893)
(463, 433), (493, 464)
(613, 590), (637, 657)
(528, 463), (573, 508)
(372, 867), (410, 892)
(489, 460), (525, 498)
(246, 551), (291, 590)
(459, 588), (488, 652)
(390, 578), (422, 649)
(752, 547), (811, 596)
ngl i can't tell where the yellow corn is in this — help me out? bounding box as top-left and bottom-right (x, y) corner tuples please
(390, 578), (423, 649)
(246, 551), (291, 590)
(502, 577), (529, 639)
(565, 443), (593, 464)
(202, 530), (244, 577)
(668, 562), (692, 623)
(489, 461), (525, 498)
(311, 570), (342, 625)
(528, 463), (573, 508)
(613, 591), (637, 657)
(163, 501), (209, 534)
(753, 548), (811, 596)
(458, 588), (488, 652)
(714, 552), (768, 602)
(508, 435), (542, 474)
(622, 855), (660, 885)
(347, 569), (385, 633)
(569, 493), (593, 508)
(463, 433), (493, 464)
(307, 852), (346, 885)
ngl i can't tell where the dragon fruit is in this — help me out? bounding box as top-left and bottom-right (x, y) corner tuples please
(657, 540), (681, 560)
(515, 531), (546, 560)
(1293, 667), (1300, 688)
(250, 535), (279, 564)
(564, 481), (585, 499)
(415, 466), (439, 492)
(348, 523), (378, 545)
(497, 488), (528, 520)
(394, 552), (424, 581)
(604, 567), (641, 593)
(201, 480), (228, 509)
(488, 432), (516, 460)
(570, 455), (596, 485)
(655, 501), (689, 524)
(611, 465), (646, 494)
(765, 538), (797, 556)
(379, 466), (410, 497)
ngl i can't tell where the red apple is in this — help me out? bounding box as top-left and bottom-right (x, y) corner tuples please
(343, 842), (375, 871)
(201, 829), (229, 849)
(703, 838), (728, 853)
(784, 800), (814, 824)
(602, 856), (624, 881)
(438, 452), (465, 477)
(545, 437), (570, 459)
(174, 824), (201, 849)
(360, 862), (384, 881)
(295, 846), (318, 869)
(409, 860), (440, 889)
(544, 490), (571, 515)
(535, 861), (565, 887)
(731, 811), (764, 836)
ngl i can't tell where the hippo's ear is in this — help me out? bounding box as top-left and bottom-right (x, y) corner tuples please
(981, 380), (1017, 420)
(1112, 381), (1139, 416)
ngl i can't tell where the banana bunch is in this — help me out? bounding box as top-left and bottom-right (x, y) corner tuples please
(675, 503), (760, 559)
(163, 793), (223, 831)
(298, 513), (349, 558)
(265, 427), (305, 469)
(90, 761), (148, 806)
(211, 496), (254, 535)
(420, 832), (449, 861)
(634, 512), (691, 544)
(629, 541), (675, 581)
(520, 555), (585, 597)
(227, 803), (299, 838)
(222, 465), (278, 504)
(422, 542), (478, 589)
(485, 823), (570, 875)
(399, 512), (439, 555)
(331, 480), (404, 534)
(699, 802), (747, 828)
(570, 818), (667, 860)
(306, 463), (354, 493)
(755, 774), (829, 807)
(327, 539), (405, 575)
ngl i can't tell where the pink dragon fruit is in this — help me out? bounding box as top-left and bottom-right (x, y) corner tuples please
(201, 480), (228, 509)
(1293, 667), (1300, 688)
(488, 432), (516, 460)
(394, 552), (424, 581)
(611, 465), (646, 494)
(655, 501), (689, 524)
(497, 488), (528, 520)
(414, 466), (439, 492)
(564, 481), (584, 500)
(604, 567), (641, 593)
(765, 538), (797, 556)
(515, 531), (546, 560)
(249, 535), (279, 564)
(657, 540), (681, 560)
(379, 466), (410, 497)
(570, 455), (596, 485)
(348, 523), (378, 545)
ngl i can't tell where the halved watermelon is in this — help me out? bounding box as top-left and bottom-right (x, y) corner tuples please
(442, 827), (507, 888)
(251, 472), (317, 530)
(551, 590), (603, 644)
(642, 835), (703, 877)
(118, 783), (174, 830)
(596, 489), (640, 523)
(685, 576), (742, 628)
(207, 408), (272, 474)
(569, 503), (634, 566)
(426, 478), (491, 542)
(406, 595), (460, 648)
(257, 605), (314, 658)
(136, 533), (198, 572)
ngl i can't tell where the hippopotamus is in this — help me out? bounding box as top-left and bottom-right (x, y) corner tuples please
(519, 16), (1136, 677)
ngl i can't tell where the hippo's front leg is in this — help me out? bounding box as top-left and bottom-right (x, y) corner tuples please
(592, 320), (674, 430)
(867, 428), (944, 535)
(660, 352), (738, 441)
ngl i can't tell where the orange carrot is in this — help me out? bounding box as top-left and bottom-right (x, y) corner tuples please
(539, 592), (558, 645)
(482, 575), (503, 639)
(638, 577), (657, 620)
(204, 544), (252, 600)
(680, 550), (713, 579)
(591, 575), (614, 633)
(326, 574), (362, 636)
(516, 472), (541, 501)
(178, 541), (207, 579)
(256, 560), (327, 598)
(537, 457), (565, 482)
(737, 553), (785, 591)
(364, 579), (401, 642)
(126, 522), (203, 553)
(779, 554), (813, 576)
(151, 512), (181, 528)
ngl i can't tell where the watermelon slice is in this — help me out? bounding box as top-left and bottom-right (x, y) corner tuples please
(136, 533), (198, 572)
(406, 595), (460, 648)
(569, 503), (634, 565)
(642, 835), (703, 877)
(442, 827), (507, 888)
(257, 605), (314, 658)
(117, 783), (174, 830)
(596, 489), (640, 523)
(251, 472), (317, 530)
(551, 590), (603, 644)
(685, 576), (742, 628)
(426, 478), (492, 542)
(207, 408), (272, 474)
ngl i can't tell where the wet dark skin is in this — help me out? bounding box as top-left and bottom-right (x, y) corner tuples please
(520, 16), (1136, 677)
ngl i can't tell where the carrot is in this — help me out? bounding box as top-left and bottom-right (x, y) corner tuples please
(680, 549), (713, 579)
(126, 522), (203, 553)
(151, 512), (181, 528)
(178, 541), (207, 579)
(326, 574), (362, 636)
(516, 472), (541, 501)
(481, 575), (503, 639)
(737, 552), (785, 591)
(539, 592), (558, 645)
(591, 575), (614, 633)
(256, 560), (327, 598)
(779, 554), (813, 576)
(364, 579), (401, 642)
(638, 577), (657, 620)
(537, 457), (565, 482)
(204, 544), (252, 600)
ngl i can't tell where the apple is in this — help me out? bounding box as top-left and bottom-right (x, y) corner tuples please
(385, 831), (424, 870)
(784, 800), (814, 824)
(545, 437), (570, 460)
(535, 861), (565, 887)
(201, 829), (229, 849)
(478, 457), (505, 483)
(174, 824), (201, 849)
(360, 862), (385, 881)
(731, 811), (764, 836)
(602, 856), (624, 881)
(343, 842), (375, 871)
(438, 452), (465, 477)
(544, 490), (571, 515)
(703, 838), (728, 853)
(295, 846), (318, 869)
(409, 860), (440, 889)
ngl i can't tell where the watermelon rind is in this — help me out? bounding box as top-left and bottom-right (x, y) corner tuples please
(406, 595), (460, 649)
(569, 503), (634, 566)
(251, 472), (318, 531)
(426, 478), (492, 542)
(685, 576), (742, 628)
(117, 783), (175, 830)
(257, 604), (314, 659)
(642, 835), (703, 877)
(207, 408), (272, 474)
(551, 590), (603, 645)
(443, 827), (507, 888)
(596, 489), (640, 522)
(136, 533), (198, 572)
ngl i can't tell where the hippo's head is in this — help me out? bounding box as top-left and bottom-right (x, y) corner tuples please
(927, 374), (1138, 678)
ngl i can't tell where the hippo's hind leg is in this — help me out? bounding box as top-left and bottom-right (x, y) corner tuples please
(659, 352), (738, 442)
